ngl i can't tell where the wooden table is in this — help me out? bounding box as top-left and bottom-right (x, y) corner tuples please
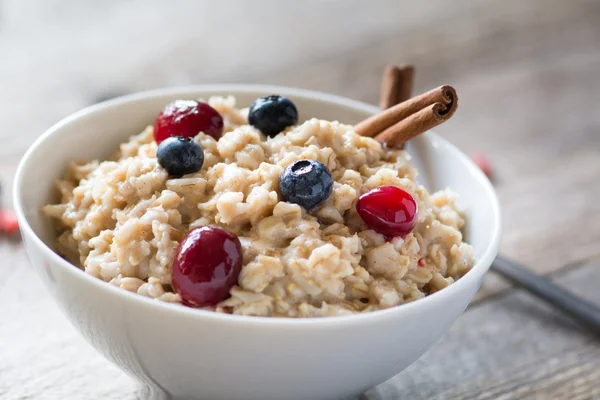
(1, 1), (599, 398)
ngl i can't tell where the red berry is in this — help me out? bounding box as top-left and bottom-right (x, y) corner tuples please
(172, 226), (243, 307)
(153, 100), (224, 143)
(1, 210), (18, 234)
(472, 152), (493, 181)
(356, 186), (418, 238)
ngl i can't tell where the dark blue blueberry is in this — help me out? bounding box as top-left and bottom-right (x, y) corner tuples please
(157, 136), (204, 177)
(248, 95), (298, 137)
(279, 160), (333, 211)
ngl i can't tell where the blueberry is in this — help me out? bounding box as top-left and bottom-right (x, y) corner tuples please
(279, 160), (333, 211)
(157, 136), (204, 177)
(248, 95), (298, 137)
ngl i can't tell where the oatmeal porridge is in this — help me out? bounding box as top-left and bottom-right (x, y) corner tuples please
(43, 94), (474, 317)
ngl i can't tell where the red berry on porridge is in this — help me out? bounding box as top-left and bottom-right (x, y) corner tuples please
(153, 100), (224, 143)
(356, 186), (418, 238)
(42, 94), (474, 317)
(172, 226), (243, 307)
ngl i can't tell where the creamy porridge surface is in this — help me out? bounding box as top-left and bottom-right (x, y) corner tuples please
(43, 95), (474, 317)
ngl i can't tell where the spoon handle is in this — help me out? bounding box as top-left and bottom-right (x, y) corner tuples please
(491, 255), (600, 336)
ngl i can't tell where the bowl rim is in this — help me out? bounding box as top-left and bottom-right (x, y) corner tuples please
(13, 83), (501, 327)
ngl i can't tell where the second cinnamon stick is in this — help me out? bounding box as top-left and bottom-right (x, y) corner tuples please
(379, 64), (414, 110)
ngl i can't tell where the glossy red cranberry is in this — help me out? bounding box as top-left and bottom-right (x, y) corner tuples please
(356, 186), (418, 238)
(171, 226), (243, 307)
(153, 100), (224, 143)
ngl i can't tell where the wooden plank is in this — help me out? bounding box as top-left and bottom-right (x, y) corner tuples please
(366, 259), (600, 400)
(0, 262), (137, 399)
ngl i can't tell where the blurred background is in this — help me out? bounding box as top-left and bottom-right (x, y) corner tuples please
(3, 0), (599, 285)
(1, 0), (599, 399)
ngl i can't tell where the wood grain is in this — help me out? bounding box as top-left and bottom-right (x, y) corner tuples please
(366, 259), (600, 400)
(1, 0), (600, 398)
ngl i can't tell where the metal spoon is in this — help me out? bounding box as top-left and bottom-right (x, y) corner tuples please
(491, 255), (600, 336)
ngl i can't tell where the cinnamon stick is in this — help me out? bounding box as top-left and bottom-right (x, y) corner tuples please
(379, 64), (414, 110)
(355, 85), (457, 139)
(374, 102), (454, 147)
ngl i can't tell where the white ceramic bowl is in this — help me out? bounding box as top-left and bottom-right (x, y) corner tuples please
(14, 85), (501, 400)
